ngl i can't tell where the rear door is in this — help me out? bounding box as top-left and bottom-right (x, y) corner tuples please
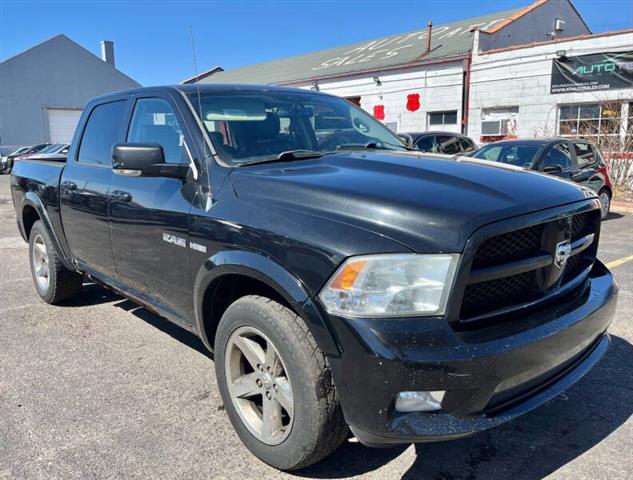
(60, 98), (128, 282)
(109, 93), (197, 321)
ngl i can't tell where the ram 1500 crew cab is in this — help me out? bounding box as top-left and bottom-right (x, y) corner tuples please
(11, 85), (618, 470)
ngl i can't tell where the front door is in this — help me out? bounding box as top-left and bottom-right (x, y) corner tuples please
(60, 99), (128, 282)
(109, 95), (196, 321)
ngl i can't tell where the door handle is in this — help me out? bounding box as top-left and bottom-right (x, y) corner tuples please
(111, 190), (132, 202)
(61, 181), (77, 192)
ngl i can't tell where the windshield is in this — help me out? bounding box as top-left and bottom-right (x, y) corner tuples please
(187, 90), (407, 166)
(472, 142), (544, 168)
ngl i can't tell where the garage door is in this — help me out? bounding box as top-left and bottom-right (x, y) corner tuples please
(47, 109), (83, 143)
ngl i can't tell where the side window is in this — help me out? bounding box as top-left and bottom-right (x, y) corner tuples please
(415, 136), (435, 152)
(78, 101), (126, 165)
(127, 98), (186, 164)
(436, 135), (460, 155)
(459, 137), (475, 152)
(542, 143), (573, 170)
(573, 142), (595, 166)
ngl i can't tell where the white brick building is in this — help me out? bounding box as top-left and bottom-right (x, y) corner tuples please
(469, 30), (633, 144)
(195, 0), (632, 146)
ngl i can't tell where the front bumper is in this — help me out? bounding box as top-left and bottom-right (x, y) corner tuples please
(326, 260), (618, 446)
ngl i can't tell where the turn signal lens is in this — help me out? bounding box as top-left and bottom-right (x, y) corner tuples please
(329, 260), (367, 290)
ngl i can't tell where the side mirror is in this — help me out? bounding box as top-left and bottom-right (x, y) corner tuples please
(543, 164), (563, 173)
(112, 143), (189, 179)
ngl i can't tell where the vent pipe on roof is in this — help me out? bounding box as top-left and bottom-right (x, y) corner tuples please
(426, 21), (433, 53)
(100, 40), (115, 67)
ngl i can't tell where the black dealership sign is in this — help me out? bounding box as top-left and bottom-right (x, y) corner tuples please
(551, 51), (633, 94)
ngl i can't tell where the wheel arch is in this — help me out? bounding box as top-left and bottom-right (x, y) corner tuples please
(193, 250), (340, 357)
(598, 185), (612, 198)
(21, 193), (74, 270)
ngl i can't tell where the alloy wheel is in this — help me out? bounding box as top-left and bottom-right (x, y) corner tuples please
(31, 233), (50, 291)
(599, 191), (610, 219)
(225, 326), (294, 445)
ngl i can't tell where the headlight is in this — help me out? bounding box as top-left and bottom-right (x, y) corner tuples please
(318, 253), (459, 317)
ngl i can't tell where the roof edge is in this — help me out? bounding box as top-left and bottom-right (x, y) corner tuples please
(483, 0), (549, 34)
(479, 28), (633, 55)
(0, 33), (141, 86)
(181, 65), (224, 84)
(0, 33), (69, 65)
(275, 54), (469, 86)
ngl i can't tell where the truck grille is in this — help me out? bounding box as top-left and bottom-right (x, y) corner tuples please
(472, 224), (543, 269)
(460, 209), (599, 322)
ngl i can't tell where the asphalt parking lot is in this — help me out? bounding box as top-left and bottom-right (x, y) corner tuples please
(1, 174), (632, 480)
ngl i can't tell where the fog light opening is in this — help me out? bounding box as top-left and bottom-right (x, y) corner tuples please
(395, 391), (445, 412)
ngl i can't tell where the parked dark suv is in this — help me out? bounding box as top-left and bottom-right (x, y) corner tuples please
(400, 131), (477, 154)
(10, 85), (617, 470)
(471, 139), (614, 219)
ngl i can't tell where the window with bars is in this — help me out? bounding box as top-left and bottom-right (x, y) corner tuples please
(558, 103), (622, 142)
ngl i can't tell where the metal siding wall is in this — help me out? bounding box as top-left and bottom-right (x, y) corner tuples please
(0, 36), (140, 154)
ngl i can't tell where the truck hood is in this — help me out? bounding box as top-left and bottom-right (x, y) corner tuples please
(229, 151), (596, 253)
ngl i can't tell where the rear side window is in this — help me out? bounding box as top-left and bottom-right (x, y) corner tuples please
(459, 137), (475, 152)
(78, 101), (126, 165)
(573, 142), (595, 166)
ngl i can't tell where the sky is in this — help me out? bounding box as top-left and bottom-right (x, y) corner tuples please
(1, 0), (632, 86)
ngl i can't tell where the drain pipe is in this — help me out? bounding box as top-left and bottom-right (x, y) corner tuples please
(461, 54), (472, 135)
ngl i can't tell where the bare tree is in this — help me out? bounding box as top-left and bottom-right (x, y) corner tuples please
(538, 99), (633, 194)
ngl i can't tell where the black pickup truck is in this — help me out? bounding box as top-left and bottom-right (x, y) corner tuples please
(11, 85), (618, 470)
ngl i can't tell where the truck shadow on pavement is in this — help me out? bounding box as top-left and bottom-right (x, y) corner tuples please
(296, 335), (633, 480)
(72, 284), (632, 480)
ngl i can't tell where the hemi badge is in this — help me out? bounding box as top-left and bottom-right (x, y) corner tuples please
(189, 242), (207, 253)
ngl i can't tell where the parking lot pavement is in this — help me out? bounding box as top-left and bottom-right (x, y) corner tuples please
(1, 173), (632, 480)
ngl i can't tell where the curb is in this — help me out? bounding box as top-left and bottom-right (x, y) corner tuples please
(611, 200), (633, 215)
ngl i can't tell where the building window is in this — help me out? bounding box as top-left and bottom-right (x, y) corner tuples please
(428, 110), (457, 126)
(558, 102), (622, 142)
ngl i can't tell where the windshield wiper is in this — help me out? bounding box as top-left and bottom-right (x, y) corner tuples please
(336, 141), (413, 152)
(241, 150), (326, 166)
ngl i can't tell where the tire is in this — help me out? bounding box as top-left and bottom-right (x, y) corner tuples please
(28, 220), (83, 304)
(214, 295), (348, 470)
(598, 188), (611, 220)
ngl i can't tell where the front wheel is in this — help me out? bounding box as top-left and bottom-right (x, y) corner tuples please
(214, 296), (348, 470)
(598, 188), (611, 220)
(29, 220), (83, 304)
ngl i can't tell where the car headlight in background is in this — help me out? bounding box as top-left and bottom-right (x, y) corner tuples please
(318, 253), (460, 317)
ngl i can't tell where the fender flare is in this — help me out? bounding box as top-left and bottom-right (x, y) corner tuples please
(22, 192), (75, 271)
(193, 249), (340, 356)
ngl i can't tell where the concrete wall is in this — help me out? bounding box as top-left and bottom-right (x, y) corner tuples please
(469, 32), (633, 143)
(293, 62), (465, 134)
(0, 35), (140, 154)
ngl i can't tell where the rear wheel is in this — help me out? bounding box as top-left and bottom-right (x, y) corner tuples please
(29, 220), (83, 304)
(215, 295), (348, 470)
(598, 188), (611, 220)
